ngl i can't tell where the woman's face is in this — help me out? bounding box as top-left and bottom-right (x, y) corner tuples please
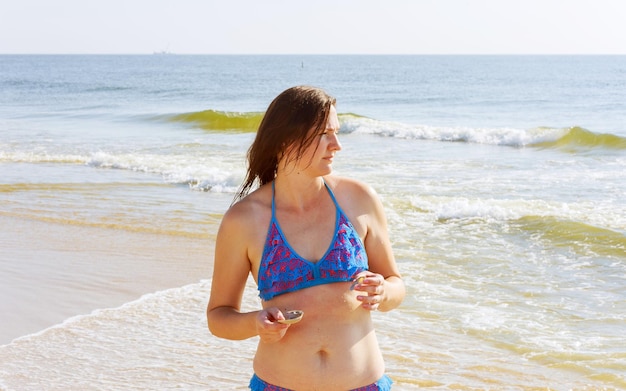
(297, 105), (342, 176)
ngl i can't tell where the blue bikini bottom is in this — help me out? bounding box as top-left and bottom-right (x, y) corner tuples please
(249, 373), (393, 391)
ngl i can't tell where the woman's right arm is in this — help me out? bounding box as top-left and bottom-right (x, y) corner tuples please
(206, 205), (258, 340)
(206, 205), (290, 341)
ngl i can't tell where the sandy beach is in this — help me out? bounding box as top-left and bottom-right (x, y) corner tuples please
(0, 215), (213, 345)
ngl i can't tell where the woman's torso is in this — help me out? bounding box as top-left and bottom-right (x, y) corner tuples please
(248, 177), (385, 389)
(253, 284), (385, 389)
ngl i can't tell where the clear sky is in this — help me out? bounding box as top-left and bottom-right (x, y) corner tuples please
(1, 0), (625, 54)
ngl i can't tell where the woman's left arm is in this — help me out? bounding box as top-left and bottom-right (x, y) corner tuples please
(355, 182), (406, 312)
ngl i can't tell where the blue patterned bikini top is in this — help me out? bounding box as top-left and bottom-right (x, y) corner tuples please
(257, 181), (369, 301)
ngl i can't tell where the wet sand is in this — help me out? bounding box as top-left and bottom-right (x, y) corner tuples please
(0, 216), (213, 345)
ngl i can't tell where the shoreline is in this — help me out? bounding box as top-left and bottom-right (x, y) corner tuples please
(0, 215), (214, 345)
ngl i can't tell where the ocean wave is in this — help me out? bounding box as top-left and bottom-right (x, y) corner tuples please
(0, 149), (241, 193)
(341, 115), (626, 151)
(0, 150), (86, 165)
(165, 109), (553, 147)
(86, 151), (241, 192)
(512, 216), (626, 258)
(167, 109), (263, 132)
(340, 115), (563, 147)
(162, 110), (626, 153)
(403, 195), (626, 258)
(171, 110), (544, 144)
(530, 126), (626, 151)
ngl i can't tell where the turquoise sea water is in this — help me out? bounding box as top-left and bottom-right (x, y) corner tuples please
(1, 55), (625, 390)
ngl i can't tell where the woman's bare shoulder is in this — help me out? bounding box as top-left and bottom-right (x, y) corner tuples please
(220, 184), (272, 231)
(325, 175), (379, 202)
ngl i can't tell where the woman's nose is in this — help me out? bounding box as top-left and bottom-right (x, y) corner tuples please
(330, 132), (342, 151)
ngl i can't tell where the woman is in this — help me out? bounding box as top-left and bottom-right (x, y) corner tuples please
(207, 86), (405, 390)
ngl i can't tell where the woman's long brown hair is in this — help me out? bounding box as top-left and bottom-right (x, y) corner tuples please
(233, 86), (336, 203)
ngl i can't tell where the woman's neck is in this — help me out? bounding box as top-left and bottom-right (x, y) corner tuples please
(273, 175), (327, 212)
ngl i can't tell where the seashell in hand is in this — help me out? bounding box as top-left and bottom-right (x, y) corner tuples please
(277, 310), (304, 324)
(350, 276), (365, 290)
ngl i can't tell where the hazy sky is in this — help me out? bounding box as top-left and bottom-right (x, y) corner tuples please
(1, 0), (625, 54)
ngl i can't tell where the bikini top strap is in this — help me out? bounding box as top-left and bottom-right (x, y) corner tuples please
(323, 179), (341, 210)
(272, 179), (340, 214)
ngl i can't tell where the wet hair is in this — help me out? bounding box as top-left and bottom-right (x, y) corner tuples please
(234, 85), (336, 203)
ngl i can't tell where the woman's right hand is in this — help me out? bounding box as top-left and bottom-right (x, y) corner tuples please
(256, 307), (290, 343)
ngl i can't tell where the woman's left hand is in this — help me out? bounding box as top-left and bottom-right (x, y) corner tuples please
(352, 272), (386, 311)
